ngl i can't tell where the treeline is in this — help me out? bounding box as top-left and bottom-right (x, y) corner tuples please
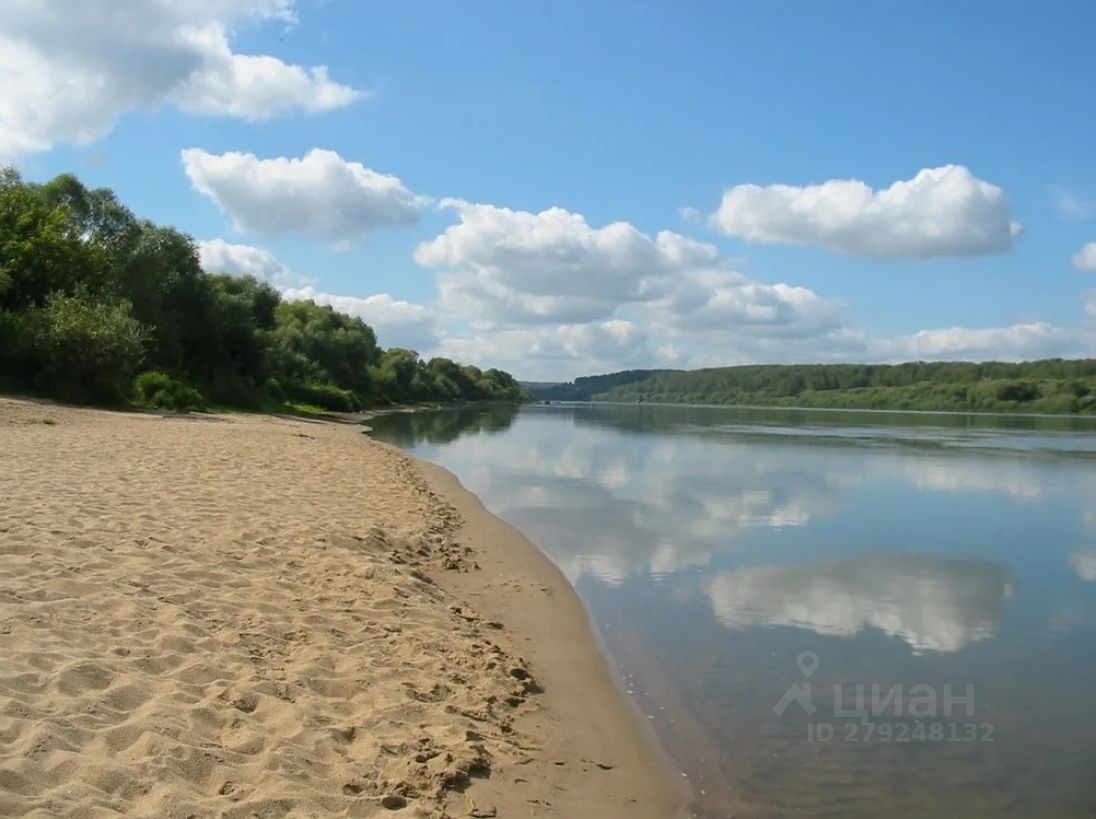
(528, 360), (1096, 414)
(0, 169), (526, 411)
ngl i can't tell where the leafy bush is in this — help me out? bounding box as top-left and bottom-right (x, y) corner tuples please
(264, 377), (288, 404)
(132, 370), (205, 411)
(995, 380), (1040, 402)
(28, 291), (147, 403)
(282, 380), (360, 412)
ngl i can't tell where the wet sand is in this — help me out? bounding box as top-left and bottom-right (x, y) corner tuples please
(0, 398), (683, 818)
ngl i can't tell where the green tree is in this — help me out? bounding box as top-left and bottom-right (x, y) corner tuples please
(0, 173), (104, 309)
(370, 348), (421, 403)
(270, 299), (380, 398)
(0, 168), (526, 409)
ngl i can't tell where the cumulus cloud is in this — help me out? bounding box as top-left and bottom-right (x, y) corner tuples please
(416, 199), (843, 352)
(182, 148), (423, 245)
(280, 286), (438, 352)
(435, 320), (648, 378)
(172, 25), (358, 119)
(653, 269), (847, 337)
(1072, 242), (1096, 271)
(416, 200), (718, 325)
(406, 196), (1096, 379)
(196, 238), (303, 285)
(0, 0), (358, 159)
(706, 554), (1014, 653)
(710, 165), (1021, 260)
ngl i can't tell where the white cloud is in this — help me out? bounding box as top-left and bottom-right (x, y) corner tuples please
(1052, 187), (1095, 221)
(434, 320), (649, 379)
(1085, 291), (1096, 318)
(653, 269), (847, 337)
(1072, 242), (1096, 271)
(710, 165), (1021, 260)
(416, 200), (843, 349)
(455, 315), (1095, 380)
(280, 286), (438, 353)
(171, 24), (359, 119)
(706, 554), (1013, 653)
(877, 321), (1082, 361)
(405, 197), (1096, 379)
(416, 200), (718, 325)
(197, 238), (302, 285)
(0, 0), (358, 159)
(182, 148), (423, 245)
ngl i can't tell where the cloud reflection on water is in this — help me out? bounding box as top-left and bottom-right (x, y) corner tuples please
(1069, 550), (1096, 582)
(705, 553), (1014, 653)
(372, 406), (1095, 590)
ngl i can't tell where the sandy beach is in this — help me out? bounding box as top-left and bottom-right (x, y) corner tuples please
(0, 398), (682, 818)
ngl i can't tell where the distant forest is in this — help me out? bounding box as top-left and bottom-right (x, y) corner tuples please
(0, 169), (526, 411)
(527, 360), (1096, 414)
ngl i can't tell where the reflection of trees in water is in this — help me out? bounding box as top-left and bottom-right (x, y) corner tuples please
(367, 404), (521, 446)
(541, 401), (1096, 437)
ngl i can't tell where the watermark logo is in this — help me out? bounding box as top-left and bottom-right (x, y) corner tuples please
(773, 650), (994, 743)
(773, 650), (819, 716)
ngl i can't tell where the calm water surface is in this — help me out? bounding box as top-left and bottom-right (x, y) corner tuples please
(368, 403), (1096, 818)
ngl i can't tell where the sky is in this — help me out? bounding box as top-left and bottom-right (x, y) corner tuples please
(4, 0), (1096, 381)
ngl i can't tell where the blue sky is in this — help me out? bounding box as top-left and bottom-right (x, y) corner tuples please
(5, 0), (1096, 380)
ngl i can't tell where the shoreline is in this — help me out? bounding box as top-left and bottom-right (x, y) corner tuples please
(527, 399), (1096, 422)
(0, 397), (685, 818)
(411, 455), (689, 818)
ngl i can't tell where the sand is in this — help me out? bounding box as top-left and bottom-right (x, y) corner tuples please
(0, 398), (683, 818)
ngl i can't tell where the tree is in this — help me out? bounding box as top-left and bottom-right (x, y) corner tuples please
(270, 299), (380, 398)
(0, 169), (526, 409)
(0, 175), (103, 309)
(370, 348), (421, 403)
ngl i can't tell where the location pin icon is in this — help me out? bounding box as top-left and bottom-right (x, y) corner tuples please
(796, 650), (819, 678)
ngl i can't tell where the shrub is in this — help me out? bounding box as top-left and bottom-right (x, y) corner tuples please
(282, 380), (360, 412)
(264, 377), (288, 404)
(132, 370), (205, 411)
(29, 291), (147, 404)
(995, 380), (1040, 402)
(203, 372), (263, 409)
